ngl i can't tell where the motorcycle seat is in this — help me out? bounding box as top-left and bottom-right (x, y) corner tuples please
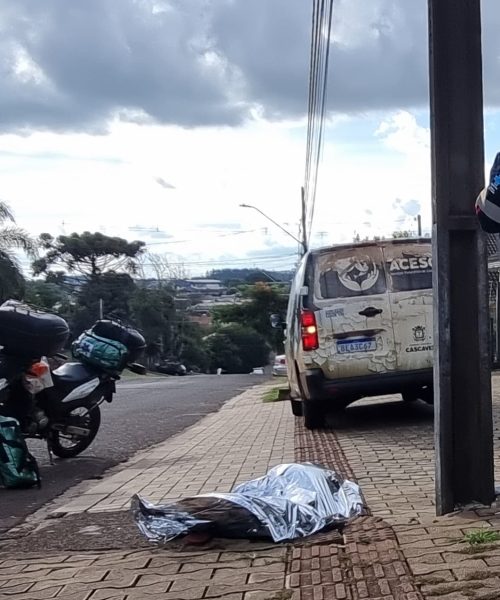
(52, 362), (99, 392)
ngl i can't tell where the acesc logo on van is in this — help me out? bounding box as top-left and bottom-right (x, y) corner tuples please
(389, 256), (432, 272)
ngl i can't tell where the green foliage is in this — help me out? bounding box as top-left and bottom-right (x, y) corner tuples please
(353, 233), (383, 243)
(178, 321), (209, 372)
(208, 268), (293, 285)
(130, 287), (175, 361)
(262, 387), (282, 403)
(392, 230), (412, 239)
(33, 231), (145, 277)
(0, 250), (25, 303)
(205, 323), (270, 374)
(463, 530), (500, 546)
(212, 283), (288, 351)
(24, 280), (71, 312)
(71, 272), (137, 336)
(0, 201), (37, 303)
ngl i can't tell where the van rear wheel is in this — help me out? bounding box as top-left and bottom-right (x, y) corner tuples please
(290, 399), (303, 417)
(303, 400), (326, 429)
(402, 391), (419, 403)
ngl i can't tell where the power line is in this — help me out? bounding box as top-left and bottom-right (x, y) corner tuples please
(144, 229), (261, 247)
(303, 0), (334, 245)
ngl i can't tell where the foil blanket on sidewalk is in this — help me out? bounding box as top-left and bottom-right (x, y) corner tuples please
(132, 462), (363, 543)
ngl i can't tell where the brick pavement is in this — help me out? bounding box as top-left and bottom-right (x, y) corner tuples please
(321, 379), (500, 600)
(48, 383), (295, 515)
(4, 378), (500, 599)
(0, 543), (291, 600)
(0, 383), (298, 600)
(294, 417), (424, 600)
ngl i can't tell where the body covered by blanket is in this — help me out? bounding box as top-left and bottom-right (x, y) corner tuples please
(132, 463), (363, 543)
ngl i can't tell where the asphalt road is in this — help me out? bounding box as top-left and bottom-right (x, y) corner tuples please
(0, 374), (265, 533)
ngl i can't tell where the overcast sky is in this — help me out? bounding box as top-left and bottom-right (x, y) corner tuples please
(2, 0), (500, 275)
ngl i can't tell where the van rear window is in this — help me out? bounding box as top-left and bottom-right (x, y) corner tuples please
(317, 250), (387, 298)
(385, 251), (432, 292)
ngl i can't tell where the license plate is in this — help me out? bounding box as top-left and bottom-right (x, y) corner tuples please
(337, 338), (377, 354)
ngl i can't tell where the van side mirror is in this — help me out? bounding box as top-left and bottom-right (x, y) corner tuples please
(270, 314), (286, 329)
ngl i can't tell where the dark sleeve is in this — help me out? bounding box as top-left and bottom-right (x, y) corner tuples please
(489, 152), (500, 183)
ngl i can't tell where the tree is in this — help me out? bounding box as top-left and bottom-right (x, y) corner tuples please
(70, 272), (137, 337)
(130, 287), (176, 366)
(136, 252), (189, 283)
(0, 201), (37, 302)
(178, 321), (209, 372)
(24, 280), (71, 313)
(392, 230), (412, 239)
(204, 324), (270, 374)
(33, 232), (145, 278)
(353, 233), (383, 243)
(212, 283), (288, 351)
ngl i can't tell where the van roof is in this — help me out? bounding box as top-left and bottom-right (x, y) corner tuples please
(310, 237), (431, 256)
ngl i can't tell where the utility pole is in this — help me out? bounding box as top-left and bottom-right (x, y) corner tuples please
(428, 0), (494, 514)
(416, 214), (422, 237)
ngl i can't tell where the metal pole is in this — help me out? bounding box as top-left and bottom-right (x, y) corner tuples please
(417, 214), (422, 237)
(429, 0), (494, 514)
(99, 298), (104, 320)
(496, 276), (500, 365)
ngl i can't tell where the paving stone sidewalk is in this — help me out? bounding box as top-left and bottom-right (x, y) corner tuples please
(4, 378), (500, 599)
(46, 382), (295, 515)
(0, 383), (299, 600)
(325, 377), (500, 600)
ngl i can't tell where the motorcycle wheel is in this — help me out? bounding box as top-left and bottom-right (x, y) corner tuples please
(50, 404), (101, 459)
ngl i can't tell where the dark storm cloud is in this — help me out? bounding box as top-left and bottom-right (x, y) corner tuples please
(210, 0), (500, 116)
(1, 0), (500, 133)
(0, 0), (245, 132)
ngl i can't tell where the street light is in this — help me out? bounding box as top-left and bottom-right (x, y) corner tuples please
(239, 203), (307, 254)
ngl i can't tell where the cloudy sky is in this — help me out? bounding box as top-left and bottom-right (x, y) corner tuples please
(2, 0), (500, 276)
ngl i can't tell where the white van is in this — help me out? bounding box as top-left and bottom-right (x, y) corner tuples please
(282, 239), (433, 429)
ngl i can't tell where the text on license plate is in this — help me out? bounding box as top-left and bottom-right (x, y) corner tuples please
(337, 338), (377, 354)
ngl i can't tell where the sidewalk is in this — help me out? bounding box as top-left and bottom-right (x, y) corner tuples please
(2, 380), (500, 599)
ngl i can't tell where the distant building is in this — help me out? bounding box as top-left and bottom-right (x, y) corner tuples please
(186, 294), (245, 328)
(174, 278), (228, 297)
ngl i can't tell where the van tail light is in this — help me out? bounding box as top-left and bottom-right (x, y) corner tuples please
(301, 310), (319, 351)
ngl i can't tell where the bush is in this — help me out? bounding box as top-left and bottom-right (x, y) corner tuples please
(204, 324), (270, 374)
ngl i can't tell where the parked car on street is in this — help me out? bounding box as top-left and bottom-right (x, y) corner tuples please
(154, 361), (187, 376)
(272, 355), (287, 377)
(273, 239), (433, 429)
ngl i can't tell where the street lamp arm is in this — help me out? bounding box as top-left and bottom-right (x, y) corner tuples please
(239, 204), (303, 247)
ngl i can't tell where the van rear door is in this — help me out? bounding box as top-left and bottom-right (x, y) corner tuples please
(383, 241), (433, 373)
(312, 246), (397, 379)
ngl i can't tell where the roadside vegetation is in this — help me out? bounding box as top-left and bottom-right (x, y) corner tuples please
(1, 217), (290, 374)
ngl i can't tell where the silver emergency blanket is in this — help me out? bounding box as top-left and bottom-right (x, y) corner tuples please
(131, 463), (363, 543)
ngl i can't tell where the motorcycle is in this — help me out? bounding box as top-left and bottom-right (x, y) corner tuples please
(0, 304), (146, 459)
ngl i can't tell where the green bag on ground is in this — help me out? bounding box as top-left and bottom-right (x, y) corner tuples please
(0, 415), (41, 489)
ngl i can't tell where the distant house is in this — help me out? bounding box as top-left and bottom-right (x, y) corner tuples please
(186, 294), (245, 328)
(174, 278), (228, 297)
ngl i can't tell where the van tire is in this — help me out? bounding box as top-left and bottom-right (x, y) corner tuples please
(303, 400), (325, 429)
(290, 399), (303, 417)
(420, 386), (434, 405)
